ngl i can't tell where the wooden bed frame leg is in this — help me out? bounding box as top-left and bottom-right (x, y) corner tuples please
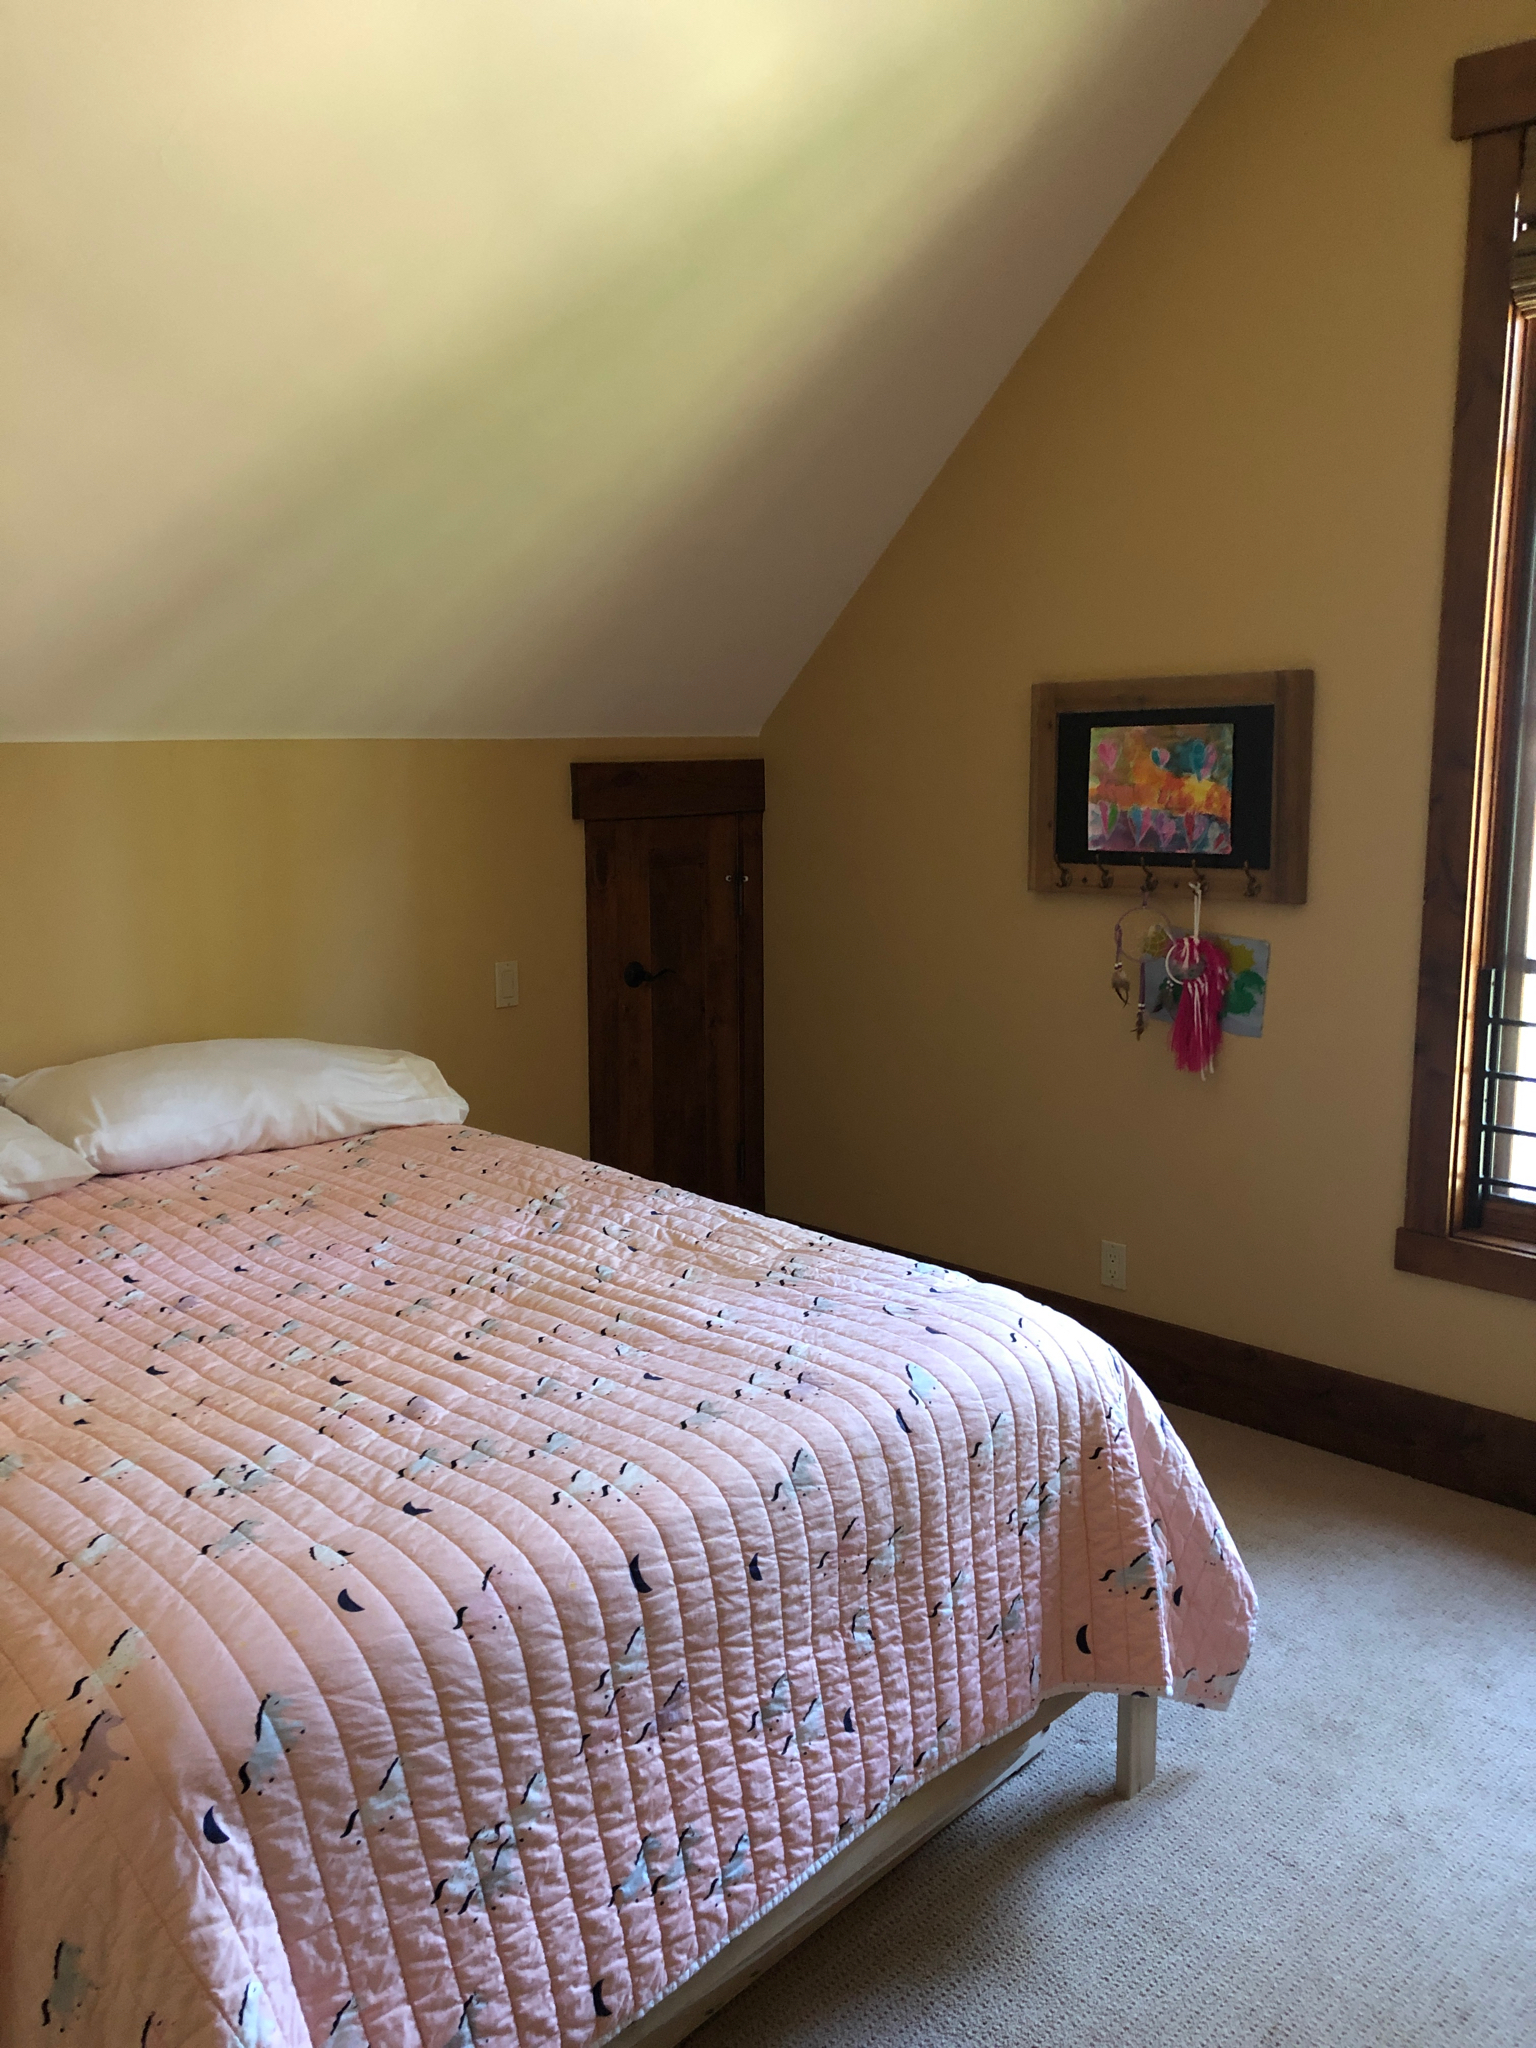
(1115, 1692), (1157, 1798)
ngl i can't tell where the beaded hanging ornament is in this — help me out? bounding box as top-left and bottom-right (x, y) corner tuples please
(1111, 883), (1168, 1040)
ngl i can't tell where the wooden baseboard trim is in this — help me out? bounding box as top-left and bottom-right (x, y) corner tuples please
(786, 1220), (1536, 1517)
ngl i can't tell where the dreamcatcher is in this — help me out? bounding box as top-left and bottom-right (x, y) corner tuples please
(1111, 878), (1231, 1074)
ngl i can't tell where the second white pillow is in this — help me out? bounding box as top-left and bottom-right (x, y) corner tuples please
(2, 1038), (468, 1175)
(0, 1105), (98, 1204)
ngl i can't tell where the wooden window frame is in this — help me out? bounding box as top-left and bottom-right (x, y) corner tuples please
(1397, 41), (1536, 1303)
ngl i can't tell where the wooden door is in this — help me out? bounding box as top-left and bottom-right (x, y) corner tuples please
(574, 760), (764, 1208)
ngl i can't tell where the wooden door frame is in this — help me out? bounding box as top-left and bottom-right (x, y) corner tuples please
(573, 760), (765, 1209)
(571, 759), (764, 821)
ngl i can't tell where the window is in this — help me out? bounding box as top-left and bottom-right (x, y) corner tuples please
(1476, 543), (1536, 1234)
(1397, 41), (1536, 1301)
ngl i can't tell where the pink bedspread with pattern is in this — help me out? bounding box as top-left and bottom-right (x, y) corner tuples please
(0, 1126), (1255, 2047)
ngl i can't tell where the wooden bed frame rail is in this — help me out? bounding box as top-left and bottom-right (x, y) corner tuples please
(613, 1690), (1156, 2047)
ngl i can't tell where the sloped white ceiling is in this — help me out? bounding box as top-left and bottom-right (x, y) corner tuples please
(3, 1), (1264, 740)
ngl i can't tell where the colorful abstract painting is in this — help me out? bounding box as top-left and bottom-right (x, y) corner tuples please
(1144, 930), (1269, 1038)
(1088, 721), (1234, 856)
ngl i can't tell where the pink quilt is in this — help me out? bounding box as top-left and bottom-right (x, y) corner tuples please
(0, 1126), (1255, 2047)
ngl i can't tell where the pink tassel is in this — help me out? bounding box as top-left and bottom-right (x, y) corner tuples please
(1167, 936), (1230, 1076)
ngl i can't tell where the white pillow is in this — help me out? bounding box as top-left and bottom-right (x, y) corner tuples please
(0, 1039), (468, 1175)
(0, 1105), (98, 1203)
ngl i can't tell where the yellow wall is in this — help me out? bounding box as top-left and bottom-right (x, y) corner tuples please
(761, 0), (1536, 1421)
(0, 738), (755, 1155)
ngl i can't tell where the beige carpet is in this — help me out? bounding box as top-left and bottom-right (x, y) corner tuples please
(687, 1408), (1536, 2048)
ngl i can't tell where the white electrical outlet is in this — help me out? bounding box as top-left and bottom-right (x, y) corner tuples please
(494, 961), (520, 1009)
(1101, 1240), (1127, 1290)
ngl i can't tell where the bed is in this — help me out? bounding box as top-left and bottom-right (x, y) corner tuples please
(0, 1120), (1256, 2047)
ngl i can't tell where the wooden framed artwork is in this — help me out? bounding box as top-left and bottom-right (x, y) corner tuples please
(1028, 670), (1314, 902)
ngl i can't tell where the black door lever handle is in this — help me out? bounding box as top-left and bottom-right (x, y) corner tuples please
(623, 961), (673, 988)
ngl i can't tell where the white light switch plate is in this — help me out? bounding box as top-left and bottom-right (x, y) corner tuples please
(1100, 1240), (1127, 1290)
(494, 961), (519, 1008)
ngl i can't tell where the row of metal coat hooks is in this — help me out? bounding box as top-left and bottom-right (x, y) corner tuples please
(1054, 857), (1264, 897)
